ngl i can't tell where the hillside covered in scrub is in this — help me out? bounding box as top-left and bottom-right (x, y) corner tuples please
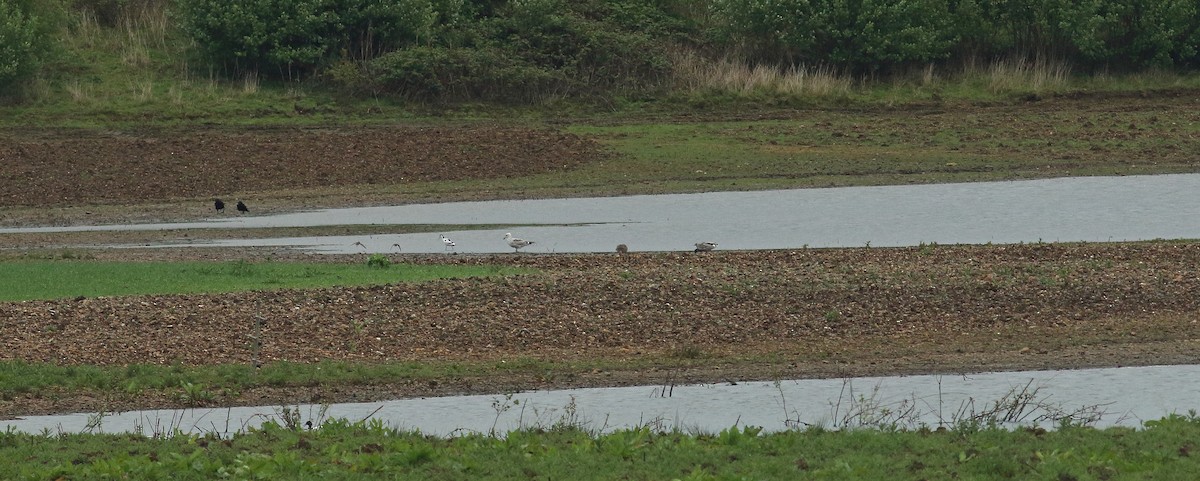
(2, 0), (1199, 114)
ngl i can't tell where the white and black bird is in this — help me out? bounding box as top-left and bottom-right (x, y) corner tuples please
(693, 242), (718, 252)
(440, 234), (456, 251)
(213, 198), (225, 213)
(503, 232), (534, 253)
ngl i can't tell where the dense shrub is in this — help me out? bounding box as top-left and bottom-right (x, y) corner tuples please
(1083, 0), (1200, 70)
(176, 0), (447, 78)
(713, 0), (1200, 74)
(0, 0), (52, 90)
(710, 0), (956, 74)
(361, 0), (674, 102)
(173, 0), (1199, 102)
(368, 46), (565, 102)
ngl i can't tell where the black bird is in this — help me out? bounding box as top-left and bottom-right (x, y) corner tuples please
(213, 198), (225, 213)
(236, 200), (249, 214)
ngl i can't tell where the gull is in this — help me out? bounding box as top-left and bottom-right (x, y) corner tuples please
(694, 242), (718, 252)
(504, 232), (534, 253)
(440, 234), (456, 251)
(213, 198), (225, 213)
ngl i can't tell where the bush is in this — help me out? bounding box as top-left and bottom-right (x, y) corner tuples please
(711, 0), (956, 74)
(0, 0), (52, 90)
(1083, 0), (1200, 70)
(176, 0), (334, 78)
(176, 0), (446, 79)
(714, 0), (1200, 74)
(367, 46), (566, 102)
(360, 0), (674, 103)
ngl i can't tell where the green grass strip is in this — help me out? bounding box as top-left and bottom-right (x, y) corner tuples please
(0, 359), (447, 396)
(3, 415), (1200, 479)
(0, 356), (693, 401)
(0, 260), (528, 301)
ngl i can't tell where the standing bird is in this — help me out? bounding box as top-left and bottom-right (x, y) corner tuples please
(503, 232), (534, 253)
(616, 244), (628, 254)
(236, 200), (249, 214)
(694, 242), (718, 252)
(440, 234), (456, 251)
(213, 198), (225, 213)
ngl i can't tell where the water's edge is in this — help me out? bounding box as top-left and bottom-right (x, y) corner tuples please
(4, 364), (1197, 437)
(4, 173), (1199, 254)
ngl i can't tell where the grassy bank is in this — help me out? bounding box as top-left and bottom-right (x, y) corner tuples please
(8, 61), (1200, 128)
(0, 356), (641, 406)
(0, 259), (527, 301)
(565, 104), (1200, 194)
(4, 415), (1200, 480)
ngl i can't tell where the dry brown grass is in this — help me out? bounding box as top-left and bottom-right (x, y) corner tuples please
(670, 48), (1075, 99)
(976, 57), (1073, 93)
(669, 48), (852, 97)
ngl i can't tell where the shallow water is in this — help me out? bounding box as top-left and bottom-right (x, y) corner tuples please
(4, 364), (1197, 437)
(4, 174), (1199, 254)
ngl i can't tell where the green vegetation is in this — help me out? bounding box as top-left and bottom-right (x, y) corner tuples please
(0, 1), (36, 87)
(3, 1), (1199, 472)
(3, 0), (1199, 122)
(0, 358), (533, 398)
(0, 356), (654, 402)
(0, 260), (526, 301)
(3, 414), (1200, 480)
(560, 106), (1200, 193)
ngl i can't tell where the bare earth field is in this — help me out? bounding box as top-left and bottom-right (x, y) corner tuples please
(0, 97), (1198, 418)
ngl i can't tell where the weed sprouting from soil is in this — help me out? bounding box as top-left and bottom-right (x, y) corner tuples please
(490, 393), (520, 436)
(365, 254), (391, 269)
(179, 381), (214, 406)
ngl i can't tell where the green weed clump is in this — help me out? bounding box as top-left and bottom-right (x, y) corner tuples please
(365, 254), (391, 269)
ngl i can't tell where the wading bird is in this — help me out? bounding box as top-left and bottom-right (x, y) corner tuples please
(440, 234), (456, 251)
(504, 232), (534, 253)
